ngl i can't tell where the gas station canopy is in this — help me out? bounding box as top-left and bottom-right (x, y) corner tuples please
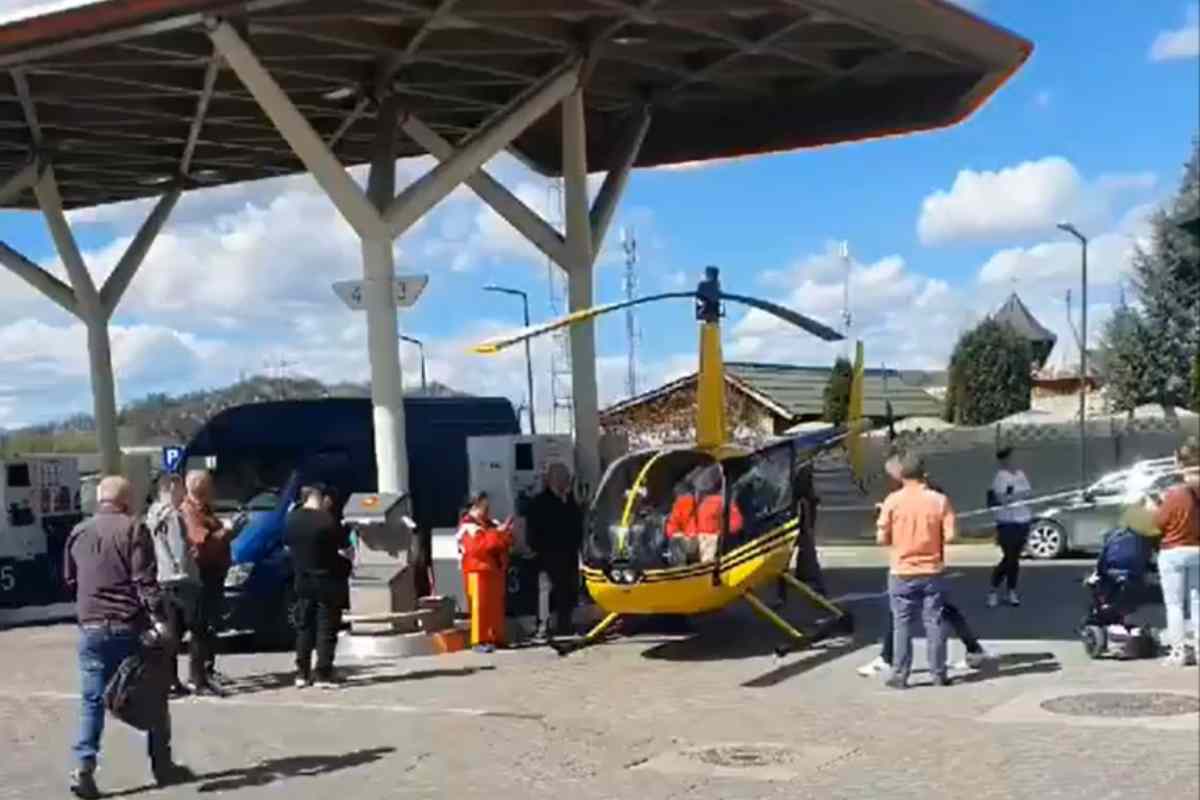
(1, 0), (1030, 210)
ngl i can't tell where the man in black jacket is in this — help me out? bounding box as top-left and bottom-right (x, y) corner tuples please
(284, 484), (351, 688)
(525, 463), (584, 638)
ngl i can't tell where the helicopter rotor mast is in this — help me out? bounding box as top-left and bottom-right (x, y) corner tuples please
(695, 267), (728, 452)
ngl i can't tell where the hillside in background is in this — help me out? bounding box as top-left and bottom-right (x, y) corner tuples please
(0, 375), (468, 455)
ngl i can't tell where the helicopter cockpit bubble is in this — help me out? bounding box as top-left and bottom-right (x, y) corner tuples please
(584, 448), (719, 571)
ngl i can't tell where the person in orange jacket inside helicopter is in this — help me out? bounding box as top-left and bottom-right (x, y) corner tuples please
(666, 464), (743, 564)
(455, 491), (514, 652)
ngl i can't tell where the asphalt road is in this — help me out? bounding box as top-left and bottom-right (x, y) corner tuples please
(2, 546), (1197, 799)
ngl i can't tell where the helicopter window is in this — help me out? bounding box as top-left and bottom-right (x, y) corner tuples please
(722, 439), (796, 548)
(584, 450), (718, 570)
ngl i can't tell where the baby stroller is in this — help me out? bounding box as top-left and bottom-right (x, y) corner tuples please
(1080, 527), (1158, 659)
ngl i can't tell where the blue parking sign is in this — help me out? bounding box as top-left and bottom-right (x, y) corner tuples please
(162, 446), (184, 473)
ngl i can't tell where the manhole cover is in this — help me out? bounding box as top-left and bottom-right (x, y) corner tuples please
(1040, 692), (1200, 718)
(691, 744), (795, 768)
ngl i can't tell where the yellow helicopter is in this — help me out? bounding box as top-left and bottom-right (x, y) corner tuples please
(474, 266), (868, 655)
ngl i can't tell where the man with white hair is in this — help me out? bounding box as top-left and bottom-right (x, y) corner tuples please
(180, 469), (230, 696)
(525, 462), (584, 638)
(64, 475), (191, 798)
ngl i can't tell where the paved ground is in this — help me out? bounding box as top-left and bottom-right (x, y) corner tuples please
(3, 545), (1197, 799)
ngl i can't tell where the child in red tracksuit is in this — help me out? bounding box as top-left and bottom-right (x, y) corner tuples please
(455, 492), (513, 652)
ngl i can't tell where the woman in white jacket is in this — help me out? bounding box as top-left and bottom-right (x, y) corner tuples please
(145, 474), (200, 695)
(988, 447), (1033, 607)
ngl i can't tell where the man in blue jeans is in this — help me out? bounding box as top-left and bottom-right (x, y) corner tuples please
(876, 453), (958, 688)
(64, 476), (192, 798)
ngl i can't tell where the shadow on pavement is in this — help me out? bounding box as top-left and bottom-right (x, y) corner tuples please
(955, 651), (1062, 685)
(104, 747), (395, 798)
(208, 665), (496, 695)
(195, 746), (396, 793)
(740, 640), (862, 688)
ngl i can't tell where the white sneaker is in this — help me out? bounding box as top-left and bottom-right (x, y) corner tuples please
(1007, 590), (1020, 607)
(986, 592), (999, 608)
(1162, 645), (1189, 667)
(856, 656), (888, 677)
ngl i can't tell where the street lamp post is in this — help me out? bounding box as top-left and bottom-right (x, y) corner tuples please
(1058, 222), (1089, 489)
(484, 285), (537, 434)
(399, 334), (426, 393)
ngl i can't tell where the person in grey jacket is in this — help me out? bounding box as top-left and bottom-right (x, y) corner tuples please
(145, 474), (199, 696)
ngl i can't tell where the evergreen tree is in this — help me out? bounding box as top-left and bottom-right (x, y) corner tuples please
(944, 319), (1033, 425)
(1130, 137), (1200, 410)
(1098, 305), (1152, 416)
(822, 357), (854, 425)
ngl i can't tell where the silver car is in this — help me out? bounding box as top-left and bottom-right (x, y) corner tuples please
(1025, 459), (1184, 560)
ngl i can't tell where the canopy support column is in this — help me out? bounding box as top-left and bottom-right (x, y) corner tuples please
(3, 166), (177, 475)
(385, 58), (580, 238)
(562, 87), (600, 491)
(589, 106), (652, 258)
(401, 115), (569, 267)
(364, 92), (409, 495)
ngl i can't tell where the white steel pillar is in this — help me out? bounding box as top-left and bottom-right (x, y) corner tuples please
(364, 92), (409, 495)
(209, 17), (587, 497)
(562, 88), (601, 491)
(34, 168), (120, 473)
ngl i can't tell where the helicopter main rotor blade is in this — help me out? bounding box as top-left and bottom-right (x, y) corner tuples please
(719, 292), (844, 342)
(473, 292), (697, 354)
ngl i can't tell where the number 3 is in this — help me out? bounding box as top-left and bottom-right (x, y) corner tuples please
(0, 565), (14, 592)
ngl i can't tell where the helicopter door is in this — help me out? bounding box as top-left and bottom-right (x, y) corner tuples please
(720, 439), (797, 555)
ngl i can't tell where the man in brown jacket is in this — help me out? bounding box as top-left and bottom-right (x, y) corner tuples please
(181, 470), (230, 695)
(64, 476), (192, 798)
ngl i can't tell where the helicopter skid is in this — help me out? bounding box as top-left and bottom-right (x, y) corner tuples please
(549, 611), (621, 657)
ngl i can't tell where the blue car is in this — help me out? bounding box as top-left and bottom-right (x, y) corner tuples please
(180, 397), (520, 647)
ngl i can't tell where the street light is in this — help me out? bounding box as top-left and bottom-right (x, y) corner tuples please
(1057, 221), (1089, 489)
(399, 334), (426, 393)
(483, 285), (536, 434)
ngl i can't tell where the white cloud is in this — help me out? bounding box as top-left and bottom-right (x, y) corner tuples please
(917, 157), (1157, 245)
(0, 147), (643, 429)
(1149, 4), (1200, 62)
(976, 202), (1154, 291)
(721, 231), (1139, 379)
(728, 244), (963, 369)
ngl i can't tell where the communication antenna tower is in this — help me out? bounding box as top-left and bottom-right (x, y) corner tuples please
(621, 226), (639, 398)
(545, 178), (573, 433)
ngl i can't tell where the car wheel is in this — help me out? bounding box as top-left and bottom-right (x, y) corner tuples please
(1026, 519), (1067, 560)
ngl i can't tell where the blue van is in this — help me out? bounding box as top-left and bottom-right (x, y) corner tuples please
(180, 397), (520, 646)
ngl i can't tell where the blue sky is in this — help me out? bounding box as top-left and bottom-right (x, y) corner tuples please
(1, 1), (1198, 432)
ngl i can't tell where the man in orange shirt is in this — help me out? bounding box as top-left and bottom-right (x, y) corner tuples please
(876, 452), (957, 688)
